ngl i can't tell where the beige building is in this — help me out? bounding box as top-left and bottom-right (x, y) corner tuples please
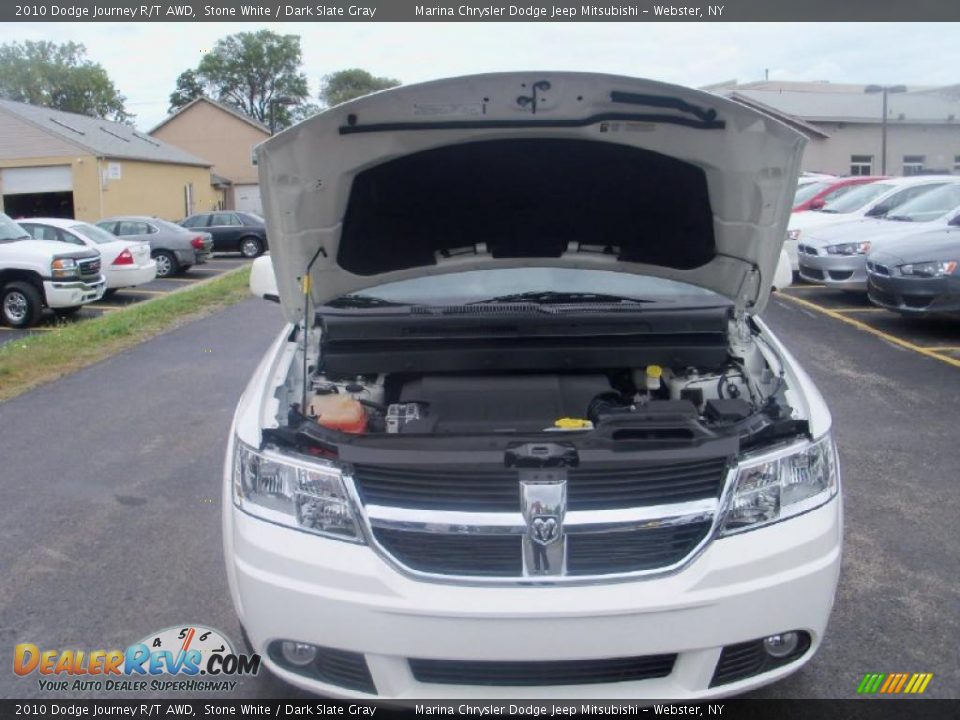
(150, 98), (270, 215)
(708, 81), (960, 177)
(0, 99), (220, 222)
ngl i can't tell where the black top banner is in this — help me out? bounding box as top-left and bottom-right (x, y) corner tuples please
(3, 0), (959, 22)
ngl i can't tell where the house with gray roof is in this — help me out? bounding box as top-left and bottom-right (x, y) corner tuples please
(709, 81), (960, 177)
(0, 99), (222, 221)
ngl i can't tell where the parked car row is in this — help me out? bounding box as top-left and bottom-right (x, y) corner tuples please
(789, 177), (960, 317)
(0, 210), (270, 328)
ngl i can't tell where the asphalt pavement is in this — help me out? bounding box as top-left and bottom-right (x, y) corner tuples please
(0, 293), (957, 699)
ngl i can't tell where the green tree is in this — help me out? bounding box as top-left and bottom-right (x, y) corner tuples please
(168, 69), (205, 113)
(0, 40), (132, 123)
(168, 30), (309, 131)
(318, 69), (401, 107)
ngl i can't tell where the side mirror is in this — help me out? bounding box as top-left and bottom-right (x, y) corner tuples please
(249, 255), (280, 303)
(772, 247), (793, 292)
(809, 198), (826, 210)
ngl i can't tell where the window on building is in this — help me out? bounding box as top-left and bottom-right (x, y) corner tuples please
(903, 155), (926, 176)
(850, 155), (873, 176)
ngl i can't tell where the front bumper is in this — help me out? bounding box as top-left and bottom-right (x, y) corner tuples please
(224, 455), (842, 699)
(43, 276), (106, 308)
(797, 250), (867, 290)
(105, 261), (157, 289)
(867, 271), (960, 315)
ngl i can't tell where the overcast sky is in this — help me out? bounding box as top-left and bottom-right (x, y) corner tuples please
(3, 22), (957, 130)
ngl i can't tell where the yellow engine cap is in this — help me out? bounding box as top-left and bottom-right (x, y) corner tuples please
(646, 364), (663, 378)
(554, 417), (593, 429)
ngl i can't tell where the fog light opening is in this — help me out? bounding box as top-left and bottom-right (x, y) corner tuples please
(280, 641), (319, 667)
(763, 632), (800, 659)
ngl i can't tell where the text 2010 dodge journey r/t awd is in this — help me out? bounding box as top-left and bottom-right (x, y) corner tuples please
(223, 72), (842, 699)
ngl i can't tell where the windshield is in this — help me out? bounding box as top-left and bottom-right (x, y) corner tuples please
(822, 182), (894, 213)
(0, 213), (30, 242)
(332, 268), (724, 307)
(72, 223), (121, 245)
(793, 181), (830, 206)
(885, 184), (960, 222)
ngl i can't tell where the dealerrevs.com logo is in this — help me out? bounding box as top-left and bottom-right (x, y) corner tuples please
(14, 625), (261, 692)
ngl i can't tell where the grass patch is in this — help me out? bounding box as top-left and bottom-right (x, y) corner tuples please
(0, 266), (252, 402)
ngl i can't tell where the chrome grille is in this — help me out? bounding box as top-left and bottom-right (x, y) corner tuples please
(353, 458), (727, 511)
(351, 457), (730, 583)
(78, 257), (101, 279)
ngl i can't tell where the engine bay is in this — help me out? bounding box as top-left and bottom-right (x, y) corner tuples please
(269, 305), (807, 453)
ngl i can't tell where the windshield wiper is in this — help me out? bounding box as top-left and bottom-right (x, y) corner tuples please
(326, 294), (405, 308)
(885, 215), (915, 222)
(470, 291), (654, 305)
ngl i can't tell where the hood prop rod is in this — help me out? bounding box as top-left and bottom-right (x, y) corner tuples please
(301, 246), (327, 414)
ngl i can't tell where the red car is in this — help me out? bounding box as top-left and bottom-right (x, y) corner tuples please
(792, 176), (887, 212)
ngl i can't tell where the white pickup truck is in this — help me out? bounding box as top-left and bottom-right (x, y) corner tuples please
(0, 213), (105, 328)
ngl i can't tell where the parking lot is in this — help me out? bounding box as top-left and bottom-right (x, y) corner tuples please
(776, 281), (960, 367)
(0, 254), (251, 347)
(0, 275), (957, 700)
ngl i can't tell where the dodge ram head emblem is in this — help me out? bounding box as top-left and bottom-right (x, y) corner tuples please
(520, 474), (567, 576)
(530, 515), (560, 545)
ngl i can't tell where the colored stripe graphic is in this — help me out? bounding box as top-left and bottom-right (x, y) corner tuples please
(858, 672), (932, 694)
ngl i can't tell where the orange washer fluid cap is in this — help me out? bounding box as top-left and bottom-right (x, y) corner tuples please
(309, 394), (368, 434)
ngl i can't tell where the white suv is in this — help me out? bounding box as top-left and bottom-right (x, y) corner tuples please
(223, 73), (842, 700)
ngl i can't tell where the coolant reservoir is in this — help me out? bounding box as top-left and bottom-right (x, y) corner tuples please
(308, 394), (367, 434)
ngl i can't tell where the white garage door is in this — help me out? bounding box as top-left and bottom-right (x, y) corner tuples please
(1, 165), (73, 194)
(234, 184), (262, 215)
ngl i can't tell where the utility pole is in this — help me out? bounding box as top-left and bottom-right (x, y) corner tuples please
(864, 84), (907, 174)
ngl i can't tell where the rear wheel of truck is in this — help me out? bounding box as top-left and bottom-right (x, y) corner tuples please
(1, 281), (43, 328)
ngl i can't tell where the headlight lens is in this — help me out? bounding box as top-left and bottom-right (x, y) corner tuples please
(787, 229), (801, 242)
(51, 257), (79, 279)
(826, 241), (871, 256)
(233, 440), (363, 543)
(899, 260), (957, 277)
(721, 434), (839, 535)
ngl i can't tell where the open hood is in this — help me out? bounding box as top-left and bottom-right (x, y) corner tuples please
(257, 72), (806, 322)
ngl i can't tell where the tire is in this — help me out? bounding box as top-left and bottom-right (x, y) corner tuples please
(1, 281), (43, 328)
(239, 236), (263, 258)
(153, 250), (179, 278)
(53, 306), (82, 317)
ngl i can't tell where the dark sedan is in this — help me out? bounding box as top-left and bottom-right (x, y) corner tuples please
(866, 228), (960, 316)
(179, 211), (268, 258)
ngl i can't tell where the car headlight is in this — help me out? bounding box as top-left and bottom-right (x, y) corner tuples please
(787, 229), (801, 242)
(233, 440), (364, 543)
(51, 257), (79, 279)
(899, 260), (957, 277)
(826, 241), (871, 256)
(720, 434), (839, 535)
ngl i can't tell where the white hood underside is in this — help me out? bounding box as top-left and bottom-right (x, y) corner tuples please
(257, 72), (806, 321)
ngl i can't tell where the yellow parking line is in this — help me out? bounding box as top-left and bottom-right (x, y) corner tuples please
(778, 293), (960, 370)
(87, 304), (123, 311)
(924, 346), (960, 352)
(115, 289), (164, 296)
(783, 284), (827, 290)
(152, 277), (200, 283)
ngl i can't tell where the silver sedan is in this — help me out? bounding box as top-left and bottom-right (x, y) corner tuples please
(96, 216), (214, 278)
